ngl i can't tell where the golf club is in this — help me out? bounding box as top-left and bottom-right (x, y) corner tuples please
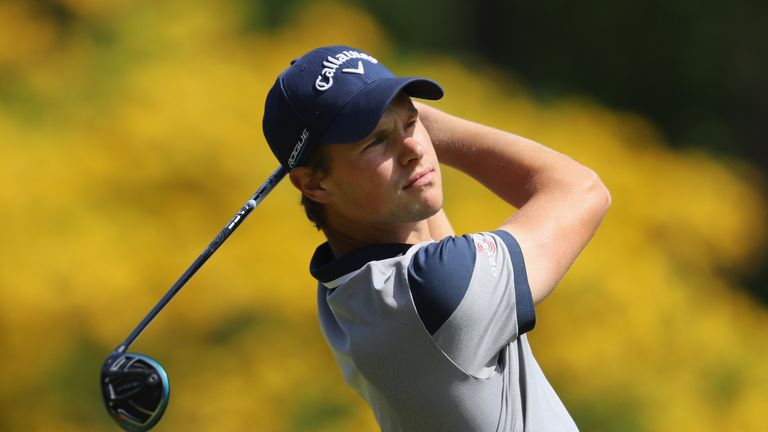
(101, 166), (287, 431)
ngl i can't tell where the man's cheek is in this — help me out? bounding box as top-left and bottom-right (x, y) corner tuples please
(360, 190), (386, 212)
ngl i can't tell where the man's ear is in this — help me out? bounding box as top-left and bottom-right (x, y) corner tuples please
(289, 167), (332, 203)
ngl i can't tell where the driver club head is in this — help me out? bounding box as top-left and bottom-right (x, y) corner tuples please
(101, 352), (170, 431)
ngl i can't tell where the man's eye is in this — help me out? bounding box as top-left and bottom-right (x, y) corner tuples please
(365, 137), (385, 149)
(406, 119), (417, 129)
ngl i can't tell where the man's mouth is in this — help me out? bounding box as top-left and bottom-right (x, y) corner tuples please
(404, 168), (435, 189)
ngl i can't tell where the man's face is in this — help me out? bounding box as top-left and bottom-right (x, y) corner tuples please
(319, 93), (443, 227)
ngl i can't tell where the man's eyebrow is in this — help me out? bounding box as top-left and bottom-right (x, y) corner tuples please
(370, 119), (389, 135)
(359, 120), (387, 143)
(360, 102), (417, 142)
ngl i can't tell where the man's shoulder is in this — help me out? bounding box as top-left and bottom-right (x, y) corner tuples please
(408, 233), (499, 334)
(409, 231), (517, 278)
(409, 234), (477, 279)
(407, 231), (528, 334)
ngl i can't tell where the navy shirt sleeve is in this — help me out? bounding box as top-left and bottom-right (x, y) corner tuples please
(407, 235), (477, 334)
(407, 232), (536, 377)
(407, 232), (536, 336)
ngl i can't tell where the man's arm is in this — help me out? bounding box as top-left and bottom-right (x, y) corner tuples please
(416, 102), (611, 304)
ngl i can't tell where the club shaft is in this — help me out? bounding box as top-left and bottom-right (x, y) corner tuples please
(116, 166), (288, 353)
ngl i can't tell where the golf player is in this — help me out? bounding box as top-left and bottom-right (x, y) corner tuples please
(262, 45), (610, 431)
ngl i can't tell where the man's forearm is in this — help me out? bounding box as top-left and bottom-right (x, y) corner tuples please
(417, 101), (594, 209)
(417, 101), (611, 303)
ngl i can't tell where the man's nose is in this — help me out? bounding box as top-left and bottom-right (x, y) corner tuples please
(398, 136), (424, 166)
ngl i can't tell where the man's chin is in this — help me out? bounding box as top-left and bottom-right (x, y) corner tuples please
(401, 199), (443, 224)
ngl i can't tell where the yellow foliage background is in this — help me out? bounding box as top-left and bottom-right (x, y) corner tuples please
(1, 1), (766, 431)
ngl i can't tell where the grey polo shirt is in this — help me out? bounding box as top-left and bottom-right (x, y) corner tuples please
(310, 230), (578, 431)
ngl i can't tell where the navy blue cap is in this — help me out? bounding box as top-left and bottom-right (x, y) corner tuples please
(262, 45), (444, 169)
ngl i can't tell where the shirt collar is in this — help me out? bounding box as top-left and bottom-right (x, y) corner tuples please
(309, 242), (413, 285)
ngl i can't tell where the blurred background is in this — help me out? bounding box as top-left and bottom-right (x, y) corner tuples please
(1, 0), (766, 430)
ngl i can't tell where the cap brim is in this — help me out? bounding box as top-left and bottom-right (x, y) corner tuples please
(320, 77), (443, 145)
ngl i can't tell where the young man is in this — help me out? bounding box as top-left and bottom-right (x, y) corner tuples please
(262, 45), (610, 431)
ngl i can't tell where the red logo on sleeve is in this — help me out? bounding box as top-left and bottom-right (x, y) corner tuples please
(475, 238), (496, 256)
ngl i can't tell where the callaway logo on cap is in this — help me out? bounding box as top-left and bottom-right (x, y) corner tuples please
(314, 49), (379, 91)
(262, 45), (444, 169)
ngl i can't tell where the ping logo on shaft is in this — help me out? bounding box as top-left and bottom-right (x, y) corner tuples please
(227, 208), (247, 230)
(315, 50), (379, 91)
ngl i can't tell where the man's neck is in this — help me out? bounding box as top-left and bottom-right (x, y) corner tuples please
(322, 219), (433, 257)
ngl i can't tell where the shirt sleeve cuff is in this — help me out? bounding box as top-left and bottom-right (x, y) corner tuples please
(493, 230), (536, 334)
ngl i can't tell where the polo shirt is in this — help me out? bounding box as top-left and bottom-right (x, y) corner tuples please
(310, 230), (578, 431)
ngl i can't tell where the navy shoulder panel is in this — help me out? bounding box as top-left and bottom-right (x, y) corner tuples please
(407, 235), (477, 335)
